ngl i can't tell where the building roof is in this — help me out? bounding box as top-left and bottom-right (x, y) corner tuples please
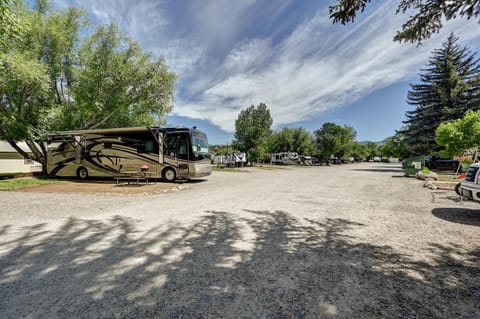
(48, 126), (203, 136)
(0, 141), (34, 153)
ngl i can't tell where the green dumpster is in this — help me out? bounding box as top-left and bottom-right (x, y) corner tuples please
(403, 156), (425, 176)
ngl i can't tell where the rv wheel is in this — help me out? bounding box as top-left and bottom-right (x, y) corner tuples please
(77, 167), (89, 180)
(455, 182), (462, 196)
(162, 167), (176, 183)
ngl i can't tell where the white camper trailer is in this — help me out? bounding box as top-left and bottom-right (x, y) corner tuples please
(214, 152), (247, 167)
(231, 152), (247, 167)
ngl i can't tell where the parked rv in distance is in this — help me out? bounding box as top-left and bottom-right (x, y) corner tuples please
(271, 152), (299, 165)
(214, 152), (247, 167)
(298, 155), (312, 165)
(47, 126), (211, 182)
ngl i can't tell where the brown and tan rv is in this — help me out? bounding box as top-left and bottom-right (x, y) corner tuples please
(47, 126), (211, 182)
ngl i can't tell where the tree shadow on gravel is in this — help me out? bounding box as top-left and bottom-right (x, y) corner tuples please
(0, 211), (479, 318)
(432, 207), (480, 226)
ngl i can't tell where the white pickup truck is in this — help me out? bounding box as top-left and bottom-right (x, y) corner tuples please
(460, 163), (480, 201)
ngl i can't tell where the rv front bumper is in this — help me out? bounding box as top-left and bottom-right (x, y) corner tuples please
(190, 163), (212, 178)
(460, 181), (480, 201)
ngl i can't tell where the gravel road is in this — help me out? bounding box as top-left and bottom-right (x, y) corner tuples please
(0, 162), (479, 318)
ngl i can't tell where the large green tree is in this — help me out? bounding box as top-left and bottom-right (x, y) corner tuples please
(401, 33), (480, 154)
(314, 122), (356, 160)
(379, 132), (410, 159)
(363, 142), (380, 161)
(0, 0), (176, 171)
(337, 124), (357, 159)
(234, 103), (272, 162)
(329, 0), (480, 43)
(435, 110), (480, 158)
(350, 142), (368, 161)
(54, 23), (176, 130)
(0, 0), (27, 50)
(268, 127), (314, 155)
(0, 0), (84, 167)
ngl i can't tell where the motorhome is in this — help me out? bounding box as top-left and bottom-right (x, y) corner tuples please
(271, 152), (299, 165)
(47, 126), (211, 182)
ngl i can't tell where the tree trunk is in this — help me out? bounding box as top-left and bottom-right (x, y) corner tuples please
(24, 138), (47, 174)
(3, 130), (47, 175)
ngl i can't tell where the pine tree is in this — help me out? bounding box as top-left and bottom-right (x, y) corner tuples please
(402, 33), (480, 155)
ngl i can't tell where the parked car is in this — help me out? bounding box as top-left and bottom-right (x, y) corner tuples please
(330, 157), (341, 164)
(425, 155), (461, 172)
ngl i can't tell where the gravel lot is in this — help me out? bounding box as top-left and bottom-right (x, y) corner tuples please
(0, 162), (479, 318)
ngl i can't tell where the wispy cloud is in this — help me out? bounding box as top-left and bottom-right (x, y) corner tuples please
(55, 0), (170, 44)
(54, 0), (480, 132)
(173, 2), (480, 131)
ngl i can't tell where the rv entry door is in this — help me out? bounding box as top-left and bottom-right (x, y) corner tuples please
(176, 133), (190, 178)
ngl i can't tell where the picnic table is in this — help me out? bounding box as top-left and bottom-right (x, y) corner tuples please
(115, 171), (155, 186)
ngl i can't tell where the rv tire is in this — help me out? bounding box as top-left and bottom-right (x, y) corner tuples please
(162, 167), (176, 183)
(455, 182), (462, 196)
(77, 167), (89, 180)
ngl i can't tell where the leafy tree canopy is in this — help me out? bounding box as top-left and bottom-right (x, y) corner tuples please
(329, 0), (480, 43)
(435, 110), (480, 158)
(0, 0), (176, 170)
(0, 0), (27, 50)
(268, 127), (314, 155)
(363, 141), (380, 160)
(54, 23), (176, 130)
(314, 122), (356, 160)
(379, 132), (410, 159)
(234, 103), (272, 161)
(349, 142), (368, 160)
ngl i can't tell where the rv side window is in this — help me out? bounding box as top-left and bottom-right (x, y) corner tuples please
(137, 140), (154, 153)
(144, 140), (154, 153)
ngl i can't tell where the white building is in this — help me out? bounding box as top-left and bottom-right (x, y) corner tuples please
(0, 141), (43, 174)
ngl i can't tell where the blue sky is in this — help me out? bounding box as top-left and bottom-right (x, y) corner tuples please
(54, 0), (480, 145)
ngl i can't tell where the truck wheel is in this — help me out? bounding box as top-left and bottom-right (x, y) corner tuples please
(77, 167), (89, 180)
(162, 167), (176, 183)
(455, 182), (462, 196)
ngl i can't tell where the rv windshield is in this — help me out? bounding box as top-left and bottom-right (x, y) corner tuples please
(191, 131), (209, 154)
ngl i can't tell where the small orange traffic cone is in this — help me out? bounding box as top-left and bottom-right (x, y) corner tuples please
(455, 172), (466, 179)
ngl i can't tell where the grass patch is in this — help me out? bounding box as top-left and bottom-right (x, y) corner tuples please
(436, 173), (463, 182)
(0, 177), (64, 191)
